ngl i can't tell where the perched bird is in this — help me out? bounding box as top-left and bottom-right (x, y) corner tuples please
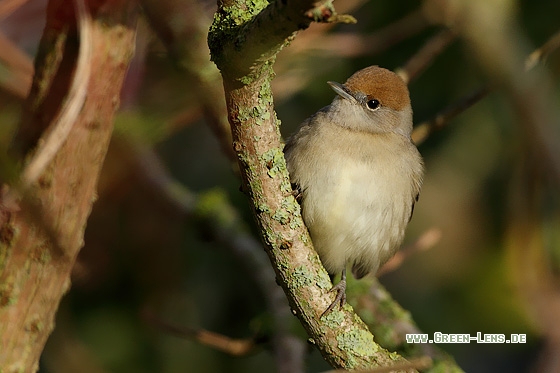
(284, 66), (424, 316)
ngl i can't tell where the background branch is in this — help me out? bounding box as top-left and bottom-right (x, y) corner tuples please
(141, 0), (236, 163)
(396, 28), (456, 84)
(0, 0), (137, 370)
(525, 29), (560, 70)
(131, 144), (306, 373)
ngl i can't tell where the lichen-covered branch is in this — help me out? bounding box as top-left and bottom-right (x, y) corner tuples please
(351, 278), (464, 372)
(208, 0), (412, 370)
(0, 0), (137, 371)
(209, 0), (355, 81)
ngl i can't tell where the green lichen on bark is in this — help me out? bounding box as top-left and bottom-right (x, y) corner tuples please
(271, 197), (302, 238)
(336, 328), (378, 358)
(322, 307), (345, 325)
(208, 0), (273, 77)
(262, 147), (286, 178)
(293, 265), (314, 287)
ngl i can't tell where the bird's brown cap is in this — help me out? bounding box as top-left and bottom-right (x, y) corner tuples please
(343, 66), (410, 111)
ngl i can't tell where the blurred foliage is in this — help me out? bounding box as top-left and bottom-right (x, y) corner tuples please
(1, 0), (560, 372)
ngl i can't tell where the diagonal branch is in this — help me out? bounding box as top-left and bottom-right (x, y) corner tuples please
(209, 0), (414, 370)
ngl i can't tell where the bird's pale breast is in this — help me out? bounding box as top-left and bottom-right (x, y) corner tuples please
(285, 118), (421, 278)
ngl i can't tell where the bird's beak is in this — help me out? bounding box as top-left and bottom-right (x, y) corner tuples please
(327, 81), (355, 102)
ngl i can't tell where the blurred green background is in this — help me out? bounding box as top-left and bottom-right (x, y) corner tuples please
(1, 0), (560, 372)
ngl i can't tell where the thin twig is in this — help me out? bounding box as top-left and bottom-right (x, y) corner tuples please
(362, 9), (429, 57)
(272, 9), (428, 102)
(525, 29), (560, 71)
(377, 228), (442, 276)
(284, 8), (427, 58)
(412, 85), (492, 145)
(396, 28), (456, 84)
(408, 28), (559, 146)
(142, 308), (258, 356)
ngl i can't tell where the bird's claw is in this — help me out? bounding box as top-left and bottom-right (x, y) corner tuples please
(321, 278), (347, 318)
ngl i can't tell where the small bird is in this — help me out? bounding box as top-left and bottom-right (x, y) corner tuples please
(284, 66), (424, 316)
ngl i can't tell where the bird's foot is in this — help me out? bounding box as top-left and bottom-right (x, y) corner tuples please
(290, 183), (303, 202)
(321, 273), (347, 318)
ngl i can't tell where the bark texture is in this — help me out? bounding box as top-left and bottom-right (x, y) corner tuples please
(0, 1), (137, 371)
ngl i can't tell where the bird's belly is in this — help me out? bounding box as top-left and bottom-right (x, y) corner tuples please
(302, 161), (411, 277)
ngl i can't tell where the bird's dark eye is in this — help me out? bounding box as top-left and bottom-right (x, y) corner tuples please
(366, 99), (380, 111)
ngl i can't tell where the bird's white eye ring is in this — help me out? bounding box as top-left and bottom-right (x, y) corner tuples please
(366, 99), (380, 111)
